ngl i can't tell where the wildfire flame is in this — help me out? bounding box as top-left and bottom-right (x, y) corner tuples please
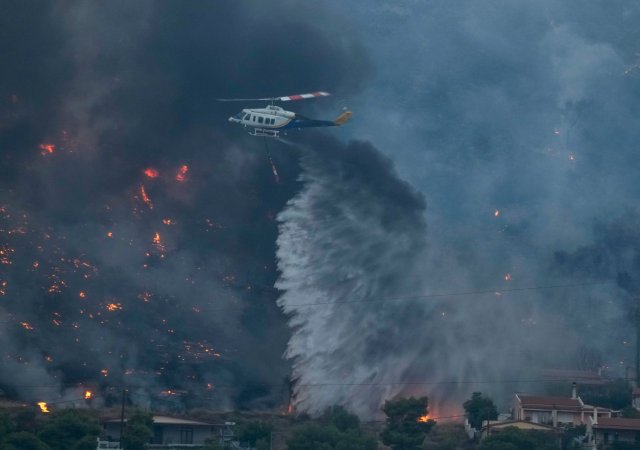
(175, 165), (188, 182)
(417, 414), (430, 422)
(144, 168), (159, 178)
(39, 144), (55, 155)
(84, 390), (93, 400)
(106, 303), (122, 312)
(38, 402), (50, 413)
(140, 185), (153, 210)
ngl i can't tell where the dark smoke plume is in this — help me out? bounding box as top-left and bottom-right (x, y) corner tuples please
(0, 1), (368, 410)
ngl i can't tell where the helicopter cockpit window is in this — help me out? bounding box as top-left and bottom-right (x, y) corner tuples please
(243, 114), (250, 120)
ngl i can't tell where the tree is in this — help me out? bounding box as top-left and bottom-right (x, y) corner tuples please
(286, 406), (376, 450)
(1, 431), (50, 450)
(121, 411), (153, 450)
(321, 405), (360, 432)
(37, 409), (100, 450)
(621, 406), (640, 418)
(463, 392), (498, 429)
(237, 420), (272, 447)
(0, 413), (15, 440)
(478, 427), (558, 450)
(380, 396), (435, 450)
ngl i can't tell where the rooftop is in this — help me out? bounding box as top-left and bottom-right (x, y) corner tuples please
(103, 415), (215, 427)
(594, 418), (640, 431)
(516, 394), (583, 410)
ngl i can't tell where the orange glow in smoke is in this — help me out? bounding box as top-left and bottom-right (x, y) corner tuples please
(144, 168), (159, 178)
(417, 414), (430, 423)
(38, 402), (50, 413)
(175, 165), (188, 182)
(84, 390), (93, 400)
(140, 185), (153, 210)
(39, 144), (55, 155)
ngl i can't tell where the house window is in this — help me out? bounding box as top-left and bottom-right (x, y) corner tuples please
(180, 427), (194, 444)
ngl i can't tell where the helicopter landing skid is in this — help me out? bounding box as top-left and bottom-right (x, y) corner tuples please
(250, 128), (280, 138)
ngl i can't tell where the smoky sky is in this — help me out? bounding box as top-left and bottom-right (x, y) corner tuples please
(3, 0), (640, 420)
(0, 0), (369, 410)
(278, 0), (640, 414)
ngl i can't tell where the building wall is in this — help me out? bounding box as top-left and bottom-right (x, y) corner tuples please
(103, 422), (214, 445)
(595, 429), (640, 446)
(153, 425), (213, 445)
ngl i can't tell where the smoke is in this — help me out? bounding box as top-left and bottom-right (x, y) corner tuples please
(272, 0), (640, 416)
(0, 1), (368, 410)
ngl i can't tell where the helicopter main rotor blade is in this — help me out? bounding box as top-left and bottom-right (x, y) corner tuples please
(217, 91), (331, 102)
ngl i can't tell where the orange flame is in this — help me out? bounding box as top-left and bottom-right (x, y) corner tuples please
(175, 165), (188, 182)
(39, 144), (55, 155)
(144, 168), (159, 178)
(84, 390), (93, 400)
(417, 414), (430, 423)
(140, 185), (153, 210)
(38, 402), (50, 413)
(106, 303), (122, 312)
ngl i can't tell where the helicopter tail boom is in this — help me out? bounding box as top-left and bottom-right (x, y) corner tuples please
(333, 110), (353, 126)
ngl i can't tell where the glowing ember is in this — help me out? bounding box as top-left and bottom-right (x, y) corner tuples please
(100, 369), (109, 377)
(39, 144), (55, 155)
(494, 209), (500, 217)
(152, 232), (165, 252)
(504, 273), (512, 281)
(162, 218), (174, 225)
(175, 164), (188, 182)
(144, 168), (159, 178)
(106, 303), (123, 312)
(140, 185), (153, 210)
(37, 402), (50, 413)
(417, 414), (430, 423)
(79, 291), (86, 298)
(106, 231), (113, 238)
(20, 321), (34, 331)
(84, 390), (93, 400)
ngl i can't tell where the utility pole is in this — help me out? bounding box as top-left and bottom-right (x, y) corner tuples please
(119, 388), (127, 445)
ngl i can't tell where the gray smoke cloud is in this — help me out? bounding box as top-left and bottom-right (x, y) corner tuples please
(273, 0), (640, 417)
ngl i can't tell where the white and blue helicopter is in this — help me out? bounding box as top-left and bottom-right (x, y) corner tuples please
(219, 91), (352, 138)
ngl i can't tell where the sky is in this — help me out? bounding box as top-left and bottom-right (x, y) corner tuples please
(1, 0), (640, 418)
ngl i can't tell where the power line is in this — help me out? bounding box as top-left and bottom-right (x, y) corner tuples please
(282, 281), (612, 308)
(4, 377), (606, 390)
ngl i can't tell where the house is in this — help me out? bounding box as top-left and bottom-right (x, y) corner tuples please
(513, 384), (611, 427)
(102, 415), (228, 447)
(481, 419), (559, 439)
(587, 416), (640, 448)
(632, 388), (640, 410)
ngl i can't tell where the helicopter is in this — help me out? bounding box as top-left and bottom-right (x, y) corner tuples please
(218, 91), (352, 138)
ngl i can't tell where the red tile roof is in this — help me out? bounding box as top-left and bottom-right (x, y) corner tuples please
(595, 418), (640, 431)
(517, 395), (583, 411)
